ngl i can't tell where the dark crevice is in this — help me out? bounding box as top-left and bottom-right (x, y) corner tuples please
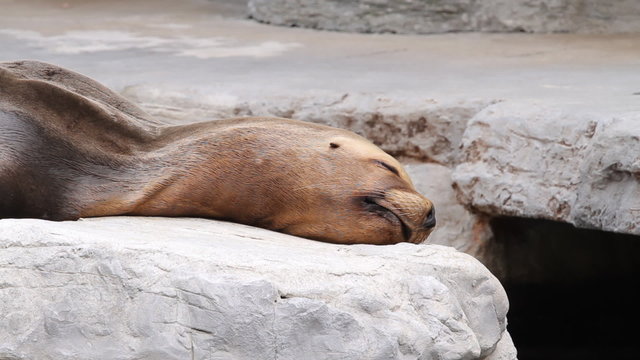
(490, 217), (640, 360)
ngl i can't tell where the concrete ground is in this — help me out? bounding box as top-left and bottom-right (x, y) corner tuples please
(1, 0), (640, 115)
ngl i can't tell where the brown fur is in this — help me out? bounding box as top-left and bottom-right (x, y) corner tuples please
(0, 60), (435, 244)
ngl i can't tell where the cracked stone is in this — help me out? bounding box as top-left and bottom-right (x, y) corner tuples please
(0, 217), (515, 360)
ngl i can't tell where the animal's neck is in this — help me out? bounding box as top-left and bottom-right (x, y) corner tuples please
(75, 124), (223, 219)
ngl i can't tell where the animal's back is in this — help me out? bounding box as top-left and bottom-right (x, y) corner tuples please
(0, 60), (160, 128)
(0, 60), (159, 219)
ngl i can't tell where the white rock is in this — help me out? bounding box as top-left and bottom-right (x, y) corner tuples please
(572, 112), (640, 233)
(452, 102), (640, 235)
(0, 217), (516, 360)
(484, 332), (517, 360)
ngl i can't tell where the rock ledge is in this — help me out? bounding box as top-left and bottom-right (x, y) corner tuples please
(0, 217), (515, 360)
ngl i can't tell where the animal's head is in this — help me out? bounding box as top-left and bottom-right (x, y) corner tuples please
(208, 118), (436, 245)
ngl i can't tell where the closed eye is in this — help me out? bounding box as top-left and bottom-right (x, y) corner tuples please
(374, 160), (399, 176)
(362, 196), (396, 221)
(361, 196), (412, 241)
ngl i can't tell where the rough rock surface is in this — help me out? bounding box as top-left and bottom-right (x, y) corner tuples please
(0, 217), (515, 360)
(248, 0), (640, 34)
(452, 102), (640, 236)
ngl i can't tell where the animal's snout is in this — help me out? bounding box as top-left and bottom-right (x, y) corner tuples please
(423, 206), (436, 229)
(382, 189), (436, 231)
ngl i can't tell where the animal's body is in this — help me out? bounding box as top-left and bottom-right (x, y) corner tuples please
(0, 60), (435, 244)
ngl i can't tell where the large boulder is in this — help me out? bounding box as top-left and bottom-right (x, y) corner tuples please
(0, 217), (515, 360)
(248, 0), (640, 34)
(452, 102), (640, 236)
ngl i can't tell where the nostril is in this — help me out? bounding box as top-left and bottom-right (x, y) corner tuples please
(423, 207), (436, 228)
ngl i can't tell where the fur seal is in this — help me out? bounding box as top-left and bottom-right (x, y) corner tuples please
(0, 60), (435, 245)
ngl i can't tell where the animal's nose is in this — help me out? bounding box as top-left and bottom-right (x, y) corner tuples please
(423, 206), (436, 229)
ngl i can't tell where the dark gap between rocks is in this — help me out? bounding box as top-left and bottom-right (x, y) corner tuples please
(490, 217), (640, 360)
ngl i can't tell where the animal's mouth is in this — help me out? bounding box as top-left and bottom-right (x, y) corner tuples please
(362, 196), (414, 242)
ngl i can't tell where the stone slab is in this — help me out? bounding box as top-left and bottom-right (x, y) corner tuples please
(452, 102), (640, 235)
(0, 217), (515, 360)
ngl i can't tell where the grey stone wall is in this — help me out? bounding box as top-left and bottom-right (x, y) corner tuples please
(248, 0), (640, 34)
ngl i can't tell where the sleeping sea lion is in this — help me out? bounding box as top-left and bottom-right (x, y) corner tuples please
(0, 60), (435, 244)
